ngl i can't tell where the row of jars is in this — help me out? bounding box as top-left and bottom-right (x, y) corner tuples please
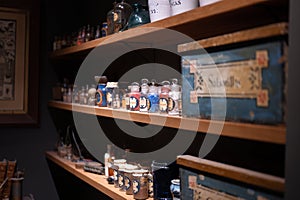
(94, 76), (182, 116)
(107, 158), (180, 200)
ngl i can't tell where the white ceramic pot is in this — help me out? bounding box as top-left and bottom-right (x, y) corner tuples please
(199, 0), (221, 7)
(170, 0), (199, 16)
(148, 0), (172, 22)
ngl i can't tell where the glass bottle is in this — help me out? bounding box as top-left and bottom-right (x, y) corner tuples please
(107, 0), (117, 35)
(106, 82), (115, 108)
(88, 84), (97, 106)
(139, 78), (149, 112)
(95, 25), (101, 39)
(95, 76), (108, 107)
(85, 24), (91, 42)
(112, 84), (121, 109)
(168, 78), (180, 115)
(159, 80), (170, 114)
(72, 84), (79, 103)
(129, 82), (140, 111)
(127, 3), (150, 29)
(79, 86), (85, 104)
(101, 22), (108, 37)
(148, 80), (159, 113)
(114, 0), (133, 33)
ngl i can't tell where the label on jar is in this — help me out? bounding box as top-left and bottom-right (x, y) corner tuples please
(130, 96), (139, 111)
(159, 98), (168, 112)
(124, 175), (131, 191)
(96, 91), (103, 106)
(118, 174), (124, 187)
(140, 96), (149, 111)
(168, 97), (175, 111)
(133, 180), (140, 194)
(107, 92), (112, 107)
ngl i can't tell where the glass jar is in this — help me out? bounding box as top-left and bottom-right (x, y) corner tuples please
(170, 179), (181, 200)
(151, 161), (172, 199)
(148, 81), (159, 113)
(127, 3), (150, 29)
(129, 82), (140, 111)
(168, 78), (181, 115)
(159, 80), (170, 114)
(139, 78), (149, 112)
(95, 76), (108, 107)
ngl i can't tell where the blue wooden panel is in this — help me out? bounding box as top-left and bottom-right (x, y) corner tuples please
(180, 168), (283, 200)
(182, 41), (286, 124)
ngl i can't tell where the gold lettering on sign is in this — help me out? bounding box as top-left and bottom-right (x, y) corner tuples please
(188, 50), (269, 107)
(193, 184), (243, 200)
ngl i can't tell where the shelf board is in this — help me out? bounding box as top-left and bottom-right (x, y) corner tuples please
(177, 155), (285, 193)
(50, 0), (288, 59)
(48, 100), (286, 145)
(45, 151), (136, 200)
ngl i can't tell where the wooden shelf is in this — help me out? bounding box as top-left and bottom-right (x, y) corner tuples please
(50, 0), (288, 59)
(45, 151), (138, 200)
(177, 155), (285, 193)
(48, 100), (286, 145)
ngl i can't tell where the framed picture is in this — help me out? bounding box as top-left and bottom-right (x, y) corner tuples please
(0, 7), (39, 126)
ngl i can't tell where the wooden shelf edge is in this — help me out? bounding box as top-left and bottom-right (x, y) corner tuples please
(178, 22), (288, 52)
(48, 100), (286, 144)
(45, 151), (133, 200)
(176, 155), (285, 193)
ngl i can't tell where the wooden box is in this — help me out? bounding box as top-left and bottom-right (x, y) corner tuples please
(177, 155), (284, 200)
(181, 40), (287, 124)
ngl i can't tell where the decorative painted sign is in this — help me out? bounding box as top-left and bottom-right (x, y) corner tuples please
(186, 50), (269, 107)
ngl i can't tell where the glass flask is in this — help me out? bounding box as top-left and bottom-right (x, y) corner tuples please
(127, 3), (150, 29)
(114, 0), (133, 33)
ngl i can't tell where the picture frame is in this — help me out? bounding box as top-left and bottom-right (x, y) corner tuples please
(0, 7), (39, 126)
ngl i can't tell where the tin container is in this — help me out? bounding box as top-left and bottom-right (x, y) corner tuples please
(132, 169), (149, 200)
(124, 164), (139, 195)
(112, 159), (127, 188)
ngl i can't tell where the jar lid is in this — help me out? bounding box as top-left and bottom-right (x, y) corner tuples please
(113, 159), (126, 164)
(171, 179), (180, 185)
(132, 169), (149, 174)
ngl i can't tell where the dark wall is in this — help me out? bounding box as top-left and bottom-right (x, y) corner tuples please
(0, 0), (59, 199)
